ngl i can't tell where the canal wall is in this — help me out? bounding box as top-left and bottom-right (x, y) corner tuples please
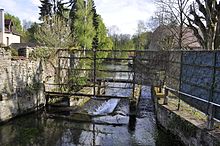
(0, 47), (46, 122)
(0, 47), (73, 122)
(154, 91), (220, 146)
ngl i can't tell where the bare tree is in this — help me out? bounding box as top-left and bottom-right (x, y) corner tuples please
(154, 0), (198, 50)
(187, 0), (220, 50)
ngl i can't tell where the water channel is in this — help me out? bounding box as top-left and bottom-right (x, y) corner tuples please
(0, 64), (183, 146)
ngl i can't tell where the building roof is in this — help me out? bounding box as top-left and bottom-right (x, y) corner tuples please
(149, 25), (201, 50)
(5, 19), (13, 26)
(10, 43), (38, 49)
(4, 19), (20, 35)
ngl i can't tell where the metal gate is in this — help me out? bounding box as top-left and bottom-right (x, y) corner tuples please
(44, 48), (166, 101)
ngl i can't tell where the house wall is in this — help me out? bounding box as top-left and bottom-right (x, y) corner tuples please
(0, 47), (11, 94)
(0, 9), (4, 45)
(0, 9), (20, 46)
(0, 33), (3, 45)
(4, 33), (20, 46)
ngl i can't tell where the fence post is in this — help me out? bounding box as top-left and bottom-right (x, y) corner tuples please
(93, 49), (96, 97)
(163, 87), (168, 105)
(132, 50), (136, 100)
(207, 104), (215, 130)
(207, 51), (217, 130)
(97, 80), (101, 95)
(177, 51), (183, 110)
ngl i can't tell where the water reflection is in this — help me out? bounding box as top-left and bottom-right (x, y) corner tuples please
(0, 111), (183, 146)
(0, 64), (183, 146)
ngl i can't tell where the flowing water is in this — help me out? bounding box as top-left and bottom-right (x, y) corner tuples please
(0, 64), (183, 146)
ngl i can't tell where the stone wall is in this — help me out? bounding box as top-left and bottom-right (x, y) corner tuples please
(0, 48), (45, 122)
(155, 103), (220, 146)
(0, 48), (11, 96)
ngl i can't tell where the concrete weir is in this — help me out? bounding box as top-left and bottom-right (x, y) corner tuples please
(153, 87), (220, 146)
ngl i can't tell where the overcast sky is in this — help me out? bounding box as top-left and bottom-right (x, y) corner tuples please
(0, 0), (156, 35)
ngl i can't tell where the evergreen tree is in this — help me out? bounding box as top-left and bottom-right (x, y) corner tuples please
(96, 16), (113, 61)
(69, 0), (95, 49)
(92, 0), (99, 50)
(56, 0), (69, 19)
(96, 16), (111, 50)
(39, 0), (53, 20)
(39, 0), (69, 20)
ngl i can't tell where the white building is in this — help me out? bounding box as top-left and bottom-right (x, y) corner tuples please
(0, 9), (20, 46)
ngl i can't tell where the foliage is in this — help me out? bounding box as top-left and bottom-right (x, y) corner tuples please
(23, 23), (39, 44)
(25, 82), (42, 94)
(36, 0), (113, 91)
(133, 32), (152, 50)
(29, 47), (56, 60)
(132, 21), (152, 50)
(108, 34), (134, 59)
(35, 15), (72, 47)
(96, 16), (113, 61)
(11, 47), (18, 56)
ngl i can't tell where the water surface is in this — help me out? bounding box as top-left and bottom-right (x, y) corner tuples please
(0, 64), (183, 146)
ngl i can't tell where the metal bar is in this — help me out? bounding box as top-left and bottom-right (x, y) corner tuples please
(45, 92), (129, 99)
(98, 69), (133, 73)
(165, 86), (209, 103)
(106, 86), (133, 89)
(96, 57), (132, 61)
(68, 49), (154, 52)
(207, 52), (217, 129)
(94, 78), (133, 84)
(132, 51), (136, 99)
(45, 83), (69, 85)
(181, 63), (214, 69)
(163, 88), (168, 105)
(165, 86), (220, 108)
(71, 68), (93, 71)
(45, 83), (132, 89)
(58, 49), (220, 53)
(59, 56), (172, 62)
(58, 53), (62, 92)
(59, 57), (142, 61)
(178, 52), (183, 110)
(213, 117), (220, 123)
(210, 102), (220, 108)
(136, 58), (167, 62)
(57, 68), (92, 71)
(58, 56), (93, 59)
(47, 79), (134, 84)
